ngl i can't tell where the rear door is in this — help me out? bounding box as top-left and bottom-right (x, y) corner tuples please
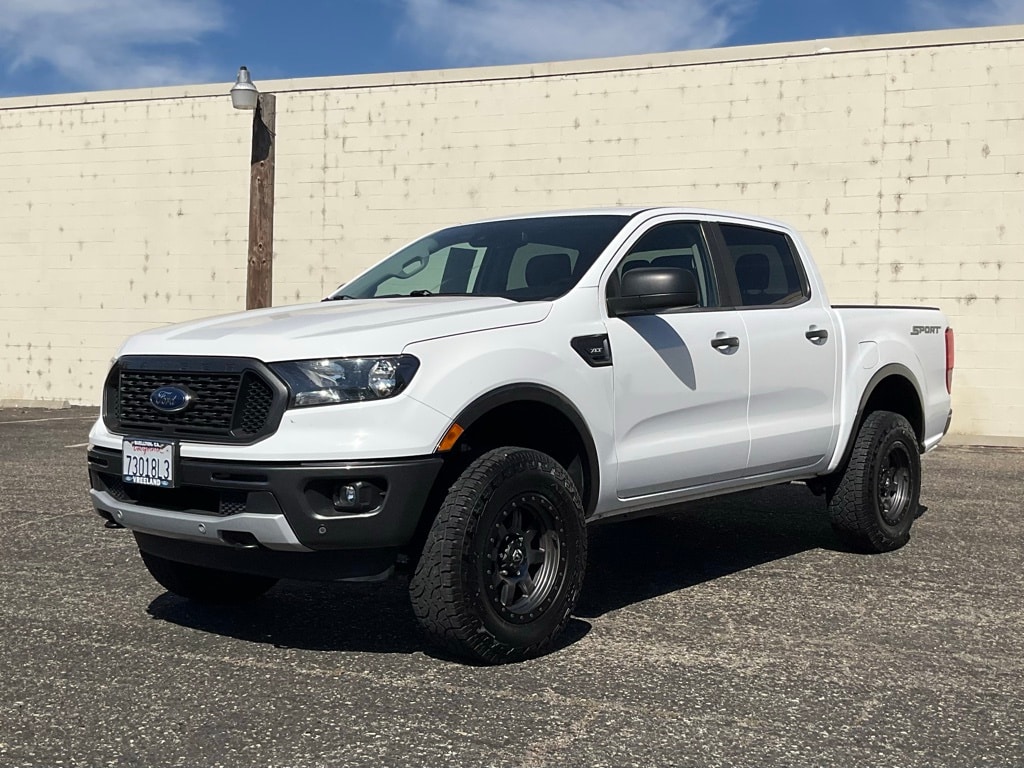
(710, 222), (838, 474)
(603, 216), (751, 498)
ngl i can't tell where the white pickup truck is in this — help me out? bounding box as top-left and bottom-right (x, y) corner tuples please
(88, 207), (953, 663)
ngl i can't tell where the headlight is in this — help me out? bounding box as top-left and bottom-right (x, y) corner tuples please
(270, 355), (419, 407)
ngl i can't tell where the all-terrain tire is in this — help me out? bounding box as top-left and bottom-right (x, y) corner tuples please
(409, 447), (587, 664)
(827, 410), (921, 553)
(140, 550), (278, 603)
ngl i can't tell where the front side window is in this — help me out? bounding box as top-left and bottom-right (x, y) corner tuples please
(718, 224), (808, 307)
(334, 215), (628, 302)
(607, 221), (718, 308)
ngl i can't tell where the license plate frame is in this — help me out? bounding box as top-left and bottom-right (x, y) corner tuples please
(122, 438), (179, 488)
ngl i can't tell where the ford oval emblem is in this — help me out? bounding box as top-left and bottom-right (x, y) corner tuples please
(149, 386), (193, 413)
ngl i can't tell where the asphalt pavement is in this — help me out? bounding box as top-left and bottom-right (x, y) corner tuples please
(1, 408), (1022, 767)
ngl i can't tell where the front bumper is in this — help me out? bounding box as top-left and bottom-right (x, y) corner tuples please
(88, 446), (443, 552)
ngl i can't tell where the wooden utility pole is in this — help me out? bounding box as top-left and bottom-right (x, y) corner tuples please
(246, 93), (275, 310)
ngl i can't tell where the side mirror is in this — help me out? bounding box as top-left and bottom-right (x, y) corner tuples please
(607, 267), (700, 317)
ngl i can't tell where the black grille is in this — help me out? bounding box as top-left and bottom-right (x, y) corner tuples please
(119, 371), (240, 433)
(104, 475), (132, 502)
(218, 492), (248, 516)
(104, 356), (285, 443)
(236, 373), (274, 434)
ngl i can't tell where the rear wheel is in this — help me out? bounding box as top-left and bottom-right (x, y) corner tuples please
(827, 410), (921, 552)
(409, 447), (587, 664)
(140, 550), (277, 603)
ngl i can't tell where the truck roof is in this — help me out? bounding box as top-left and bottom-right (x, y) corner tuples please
(467, 206), (794, 232)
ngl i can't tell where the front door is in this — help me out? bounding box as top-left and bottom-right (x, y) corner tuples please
(604, 218), (751, 499)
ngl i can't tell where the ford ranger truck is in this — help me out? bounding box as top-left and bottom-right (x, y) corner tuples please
(87, 207), (954, 663)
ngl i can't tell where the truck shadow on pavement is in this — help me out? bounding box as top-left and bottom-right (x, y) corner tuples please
(146, 573), (592, 660)
(146, 483), (838, 657)
(146, 576), (457, 656)
(578, 483), (838, 618)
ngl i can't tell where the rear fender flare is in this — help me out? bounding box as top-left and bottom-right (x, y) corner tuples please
(834, 363), (924, 473)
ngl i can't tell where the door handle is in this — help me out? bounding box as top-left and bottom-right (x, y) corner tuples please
(805, 328), (829, 344)
(711, 336), (740, 352)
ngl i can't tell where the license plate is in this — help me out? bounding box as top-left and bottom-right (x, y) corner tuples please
(122, 438), (177, 488)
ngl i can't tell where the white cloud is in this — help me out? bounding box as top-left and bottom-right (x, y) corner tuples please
(907, 0), (1024, 29)
(0, 0), (225, 92)
(398, 0), (748, 66)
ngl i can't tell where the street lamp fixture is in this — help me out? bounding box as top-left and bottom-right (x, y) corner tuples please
(230, 66), (259, 110)
(229, 66), (276, 310)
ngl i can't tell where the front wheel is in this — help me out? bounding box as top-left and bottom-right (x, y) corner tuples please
(409, 447), (587, 664)
(827, 410), (921, 553)
(140, 550), (278, 603)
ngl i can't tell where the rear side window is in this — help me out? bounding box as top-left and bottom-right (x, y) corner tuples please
(718, 224), (808, 307)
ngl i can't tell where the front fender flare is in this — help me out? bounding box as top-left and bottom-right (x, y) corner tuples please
(450, 383), (600, 515)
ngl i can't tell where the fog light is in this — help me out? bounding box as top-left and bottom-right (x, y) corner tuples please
(332, 481), (385, 514)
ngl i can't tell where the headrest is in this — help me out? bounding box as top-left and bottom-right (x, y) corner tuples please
(651, 254), (695, 271)
(525, 252), (571, 287)
(736, 253), (770, 291)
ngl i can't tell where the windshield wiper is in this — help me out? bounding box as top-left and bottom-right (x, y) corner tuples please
(379, 290), (446, 297)
(327, 290), (483, 300)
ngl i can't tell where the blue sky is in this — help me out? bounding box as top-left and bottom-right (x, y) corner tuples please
(1, 0), (1022, 97)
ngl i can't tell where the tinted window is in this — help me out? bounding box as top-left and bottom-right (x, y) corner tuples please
(506, 243), (579, 291)
(373, 245), (484, 296)
(608, 221), (718, 308)
(719, 224), (808, 307)
(336, 215), (628, 302)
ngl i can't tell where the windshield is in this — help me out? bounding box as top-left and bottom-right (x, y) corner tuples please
(332, 215), (629, 302)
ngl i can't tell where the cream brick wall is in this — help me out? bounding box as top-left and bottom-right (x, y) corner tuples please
(1, 26), (1022, 437)
(0, 94), (253, 403)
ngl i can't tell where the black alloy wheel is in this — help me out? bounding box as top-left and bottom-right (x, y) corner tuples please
(827, 410), (922, 553)
(877, 440), (914, 527)
(410, 447), (587, 664)
(486, 492), (565, 622)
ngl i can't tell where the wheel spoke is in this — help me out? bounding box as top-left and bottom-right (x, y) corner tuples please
(500, 579), (516, 607)
(520, 574), (536, 596)
(527, 545), (546, 565)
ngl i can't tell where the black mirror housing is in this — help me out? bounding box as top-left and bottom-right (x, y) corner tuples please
(607, 267), (700, 317)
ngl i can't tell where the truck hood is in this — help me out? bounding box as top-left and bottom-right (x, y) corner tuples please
(118, 296), (551, 361)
